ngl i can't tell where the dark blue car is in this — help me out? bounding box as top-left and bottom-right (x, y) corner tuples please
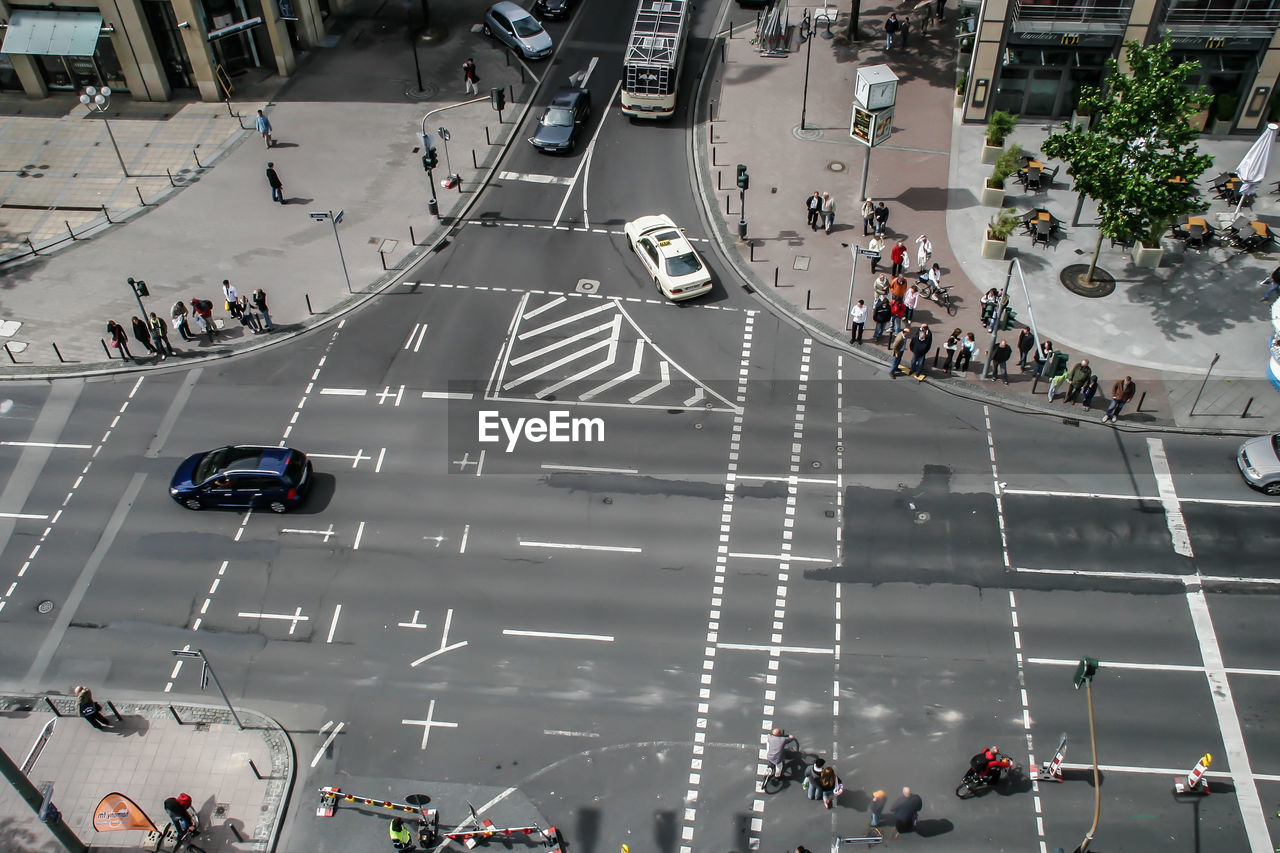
(170, 445), (312, 512)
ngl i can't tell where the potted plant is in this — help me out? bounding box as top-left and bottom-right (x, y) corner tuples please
(983, 207), (1019, 260)
(1069, 92), (1091, 131)
(1133, 217), (1171, 268)
(1211, 93), (1238, 135)
(982, 144), (1021, 207)
(983, 110), (1017, 164)
(955, 69), (967, 108)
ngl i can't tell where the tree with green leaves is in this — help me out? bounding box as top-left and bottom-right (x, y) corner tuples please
(1041, 38), (1214, 281)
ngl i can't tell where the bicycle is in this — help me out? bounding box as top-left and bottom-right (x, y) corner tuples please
(920, 281), (958, 316)
(759, 735), (803, 794)
(166, 820), (207, 853)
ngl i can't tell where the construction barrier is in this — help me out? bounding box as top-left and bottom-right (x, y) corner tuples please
(1030, 734), (1067, 783)
(1173, 753), (1212, 795)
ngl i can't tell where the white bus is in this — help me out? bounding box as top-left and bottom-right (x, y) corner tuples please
(621, 0), (690, 119)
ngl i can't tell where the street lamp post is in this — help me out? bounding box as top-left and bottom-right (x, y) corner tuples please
(1071, 656), (1102, 853)
(309, 210), (353, 293)
(799, 12), (813, 131)
(79, 86), (129, 177)
(170, 648), (245, 730)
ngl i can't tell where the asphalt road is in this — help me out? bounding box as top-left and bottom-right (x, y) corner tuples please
(1, 1), (1279, 852)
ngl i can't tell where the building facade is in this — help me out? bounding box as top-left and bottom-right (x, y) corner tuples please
(0, 0), (340, 102)
(961, 0), (1280, 132)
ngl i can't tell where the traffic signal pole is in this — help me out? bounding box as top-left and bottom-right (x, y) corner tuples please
(984, 260), (1015, 378)
(0, 744), (86, 853)
(736, 164), (749, 240)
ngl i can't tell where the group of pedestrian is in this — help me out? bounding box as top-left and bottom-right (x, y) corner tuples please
(861, 198), (890, 237)
(804, 191), (836, 233)
(105, 316), (175, 362)
(108, 281), (274, 360)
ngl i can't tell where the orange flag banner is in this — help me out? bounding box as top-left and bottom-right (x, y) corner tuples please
(93, 792), (158, 833)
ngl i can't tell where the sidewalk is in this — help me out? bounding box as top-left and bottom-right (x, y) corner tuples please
(694, 3), (1280, 433)
(0, 694), (292, 852)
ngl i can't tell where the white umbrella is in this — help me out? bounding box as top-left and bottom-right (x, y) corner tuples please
(1233, 122), (1279, 216)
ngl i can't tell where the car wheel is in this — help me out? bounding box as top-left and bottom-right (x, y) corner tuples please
(482, 23), (491, 35)
(183, 497), (203, 510)
(1264, 481), (1280, 496)
(268, 500), (289, 513)
(654, 276), (662, 293)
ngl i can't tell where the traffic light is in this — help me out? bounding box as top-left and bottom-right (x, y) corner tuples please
(490, 87), (505, 111)
(127, 277), (149, 297)
(1000, 308), (1018, 330)
(422, 147), (438, 171)
(980, 301), (996, 323)
(736, 164), (749, 190)
(1072, 656), (1099, 689)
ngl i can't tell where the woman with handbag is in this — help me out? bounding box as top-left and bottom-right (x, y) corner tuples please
(817, 764), (842, 809)
(75, 685), (113, 730)
(106, 320), (133, 361)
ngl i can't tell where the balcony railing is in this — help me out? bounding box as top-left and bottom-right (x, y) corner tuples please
(1161, 0), (1280, 36)
(1011, 0), (1132, 33)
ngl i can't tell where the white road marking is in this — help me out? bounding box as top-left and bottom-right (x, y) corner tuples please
(544, 729), (600, 737)
(552, 79), (622, 228)
(402, 699), (458, 750)
(504, 629), (614, 642)
(1055, 761), (1280, 782)
(459, 524), (470, 554)
(405, 323), (428, 352)
(1029, 656), (1280, 677)
(629, 360), (670, 403)
(0, 441), (92, 449)
(519, 539), (641, 553)
(0, 512), (49, 520)
(717, 642), (833, 655)
(541, 463), (638, 474)
(411, 610), (468, 666)
(505, 335), (614, 389)
(310, 720), (345, 768)
(1014, 565), (1280, 586)
(536, 314), (622, 398)
(727, 551), (830, 563)
(309, 450), (371, 468)
(1001, 486), (1276, 509)
(326, 605), (342, 643)
(353, 521), (366, 550)
(733, 474), (839, 485)
(498, 170), (574, 185)
(421, 391), (474, 400)
(517, 301), (614, 342)
(1148, 438), (1193, 557)
(237, 607), (309, 635)
(280, 525), (337, 542)
(475, 449), (486, 477)
(523, 295), (567, 320)
(375, 447), (386, 473)
(581, 339), (644, 400)
(319, 388), (367, 396)
(399, 610), (429, 629)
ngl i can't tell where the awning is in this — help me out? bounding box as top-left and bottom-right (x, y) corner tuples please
(1, 11), (104, 57)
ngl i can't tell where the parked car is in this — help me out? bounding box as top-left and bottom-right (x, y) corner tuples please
(1237, 433), (1280, 495)
(624, 214), (713, 301)
(483, 2), (553, 60)
(533, 0), (574, 18)
(170, 445), (313, 512)
(529, 86), (591, 153)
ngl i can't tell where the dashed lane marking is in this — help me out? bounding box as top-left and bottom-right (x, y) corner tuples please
(422, 391), (474, 400)
(319, 387), (367, 396)
(717, 643), (832, 655)
(727, 551), (830, 563)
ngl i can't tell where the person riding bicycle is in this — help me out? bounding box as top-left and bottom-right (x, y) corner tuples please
(163, 793), (198, 839)
(765, 728), (797, 778)
(970, 746), (1012, 784)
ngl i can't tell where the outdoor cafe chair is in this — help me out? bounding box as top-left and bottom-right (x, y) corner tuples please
(1033, 220), (1053, 248)
(1186, 223), (1206, 249)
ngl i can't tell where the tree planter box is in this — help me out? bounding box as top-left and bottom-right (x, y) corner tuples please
(1133, 243), (1164, 268)
(1070, 110), (1091, 131)
(980, 184), (1006, 207)
(982, 143), (1003, 165)
(982, 235), (1008, 259)
(1211, 119), (1234, 135)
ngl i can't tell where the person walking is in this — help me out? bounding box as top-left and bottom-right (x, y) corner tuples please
(106, 320), (133, 361)
(266, 162), (284, 204)
(989, 339), (1012, 384)
(1104, 376), (1136, 423)
(867, 234), (886, 274)
(75, 685), (112, 730)
(884, 13), (899, 49)
(131, 316), (157, 355)
(462, 58), (479, 95)
(890, 239), (907, 276)
(149, 312), (175, 358)
(890, 787), (923, 839)
(871, 294), (892, 342)
(869, 789), (887, 829)
(849, 299), (867, 343)
(1017, 327), (1035, 371)
(252, 288), (274, 331)
(1260, 266), (1280, 301)
(862, 198), (875, 235)
(904, 285), (920, 322)
(915, 233), (932, 269)
(1064, 359), (1092, 404)
(821, 192), (836, 233)
(873, 201), (889, 235)
(889, 324), (911, 377)
(171, 300), (194, 342)
(955, 332), (977, 373)
(255, 109), (273, 148)
(908, 323), (933, 378)
(936, 0), (946, 19)
(806, 191), (823, 231)
(803, 757), (826, 801)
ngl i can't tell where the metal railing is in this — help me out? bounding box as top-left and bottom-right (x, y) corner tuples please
(1161, 0), (1280, 35)
(1010, 0), (1132, 31)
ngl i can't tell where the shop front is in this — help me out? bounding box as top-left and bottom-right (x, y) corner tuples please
(0, 10), (126, 92)
(1171, 37), (1268, 128)
(991, 32), (1115, 118)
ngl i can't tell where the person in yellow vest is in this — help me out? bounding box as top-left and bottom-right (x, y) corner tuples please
(390, 817), (413, 850)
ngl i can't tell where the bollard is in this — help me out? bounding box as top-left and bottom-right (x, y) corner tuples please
(169, 705), (185, 725)
(933, 347), (940, 367)
(305, 294), (314, 315)
(1242, 396), (1253, 418)
(774, 266), (779, 288)
(166, 168), (176, 187)
(712, 146), (719, 167)
(107, 700), (122, 722)
(24, 237), (38, 256)
(505, 49), (511, 66)
(193, 148), (204, 168)
(711, 99), (718, 122)
(728, 18), (733, 37)
(726, 193), (731, 215)
(485, 126), (492, 145)
(52, 342), (65, 363)
(717, 169), (722, 191)
(224, 98), (234, 117)
(65, 221), (76, 240)
(44, 697), (62, 717)
(102, 204), (112, 224)
(1031, 374), (1041, 395)
(806, 289), (812, 310)
(1136, 390), (1146, 412)
(749, 241), (755, 261)
(410, 225), (417, 246)
(101, 339), (114, 359)
(249, 759), (263, 780)
(136, 186), (146, 206)
(720, 40), (726, 63)
(380, 248), (389, 271)
(472, 149), (478, 169)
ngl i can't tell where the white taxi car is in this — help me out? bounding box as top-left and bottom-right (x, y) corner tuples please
(624, 214), (713, 301)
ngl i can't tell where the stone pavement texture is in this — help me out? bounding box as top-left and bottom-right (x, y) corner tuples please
(0, 0), (1276, 441)
(0, 694), (291, 853)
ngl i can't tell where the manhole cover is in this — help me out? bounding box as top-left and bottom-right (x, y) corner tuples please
(37, 600), (53, 614)
(914, 511), (930, 524)
(794, 127), (824, 141)
(404, 83), (440, 101)
(576, 279), (598, 293)
(828, 161), (846, 172)
(1060, 264), (1116, 298)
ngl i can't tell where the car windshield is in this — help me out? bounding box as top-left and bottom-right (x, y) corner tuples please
(194, 446), (260, 482)
(284, 452), (307, 487)
(666, 252), (704, 277)
(541, 108), (574, 127)
(512, 15), (543, 36)
(653, 229), (681, 242)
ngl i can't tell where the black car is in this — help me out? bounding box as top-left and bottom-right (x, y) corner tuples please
(528, 86), (591, 153)
(169, 445), (313, 512)
(533, 0), (574, 18)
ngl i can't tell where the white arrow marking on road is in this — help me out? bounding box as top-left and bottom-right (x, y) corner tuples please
(628, 360), (670, 403)
(310, 721), (345, 768)
(581, 339), (644, 400)
(411, 608), (469, 666)
(238, 607), (309, 635)
(399, 610), (429, 629)
(577, 56), (599, 89)
(536, 314), (621, 398)
(553, 79), (622, 228)
(402, 699), (458, 750)
(319, 388), (367, 396)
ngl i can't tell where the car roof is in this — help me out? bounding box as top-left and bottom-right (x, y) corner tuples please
(548, 87), (587, 107)
(490, 1), (532, 18)
(632, 213), (677, 236)
(210, 445), (293, 476)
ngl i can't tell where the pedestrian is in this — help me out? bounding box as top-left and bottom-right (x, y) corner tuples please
(462, 57), (479, 95)
(74, 685), (112, 730)
(255, 109), (273, 148)
(266, 162), (284, 204)
(190, 296), (219, 343)
(221, 279), (238, 311)
(131, 316), (157, 354)
(981, 288), (1002, 331)
(252, 288), (274, 331)
(1080, 374), (1100, 408)
(888, 274), (908, 302)
(861, 198), (875, 236)
(873, 273), (890, 298)
(888, 293), (907, 335)
(889, 324), (911, 377)
(908, 323), (933, 377)
(390, 816), (413, 850)
(884, 12), (899, 49)
(1104, 376), (1136, 423)
(1047, 366), (1069, 401)
(871, 294), (892, 341)
(873, 201), (889, 235)
(806, 191), (822, 231)
(890, 787), (923, 839)
(942, 327), (961, 372)
(898, 15), (910, 48)
(1064, 359), (1092, 404)
(818, 763), (842, 809)
(936, 0), (946, 19)
(1017, 327), (1035, 371)
(869, 789), (887, 828)
(849, 299), (867, 343)
(821, 192), (835, 233)
(171, 300), (194, 342)
(164, 793), (196, 838)
(955, 331), (977, 372)
(1260, 266), (1280, 301)
(890, 239), (907, 276)
(989, 339), (1012, 384)
(803, 757), (826, 801)
(149, 312), (175, 358)
(904, 284), (920, 322)
(1033, 339), (1053, 377)
(915, 233), (932, 269)
(867, 234), (886, 273)
(236, 294), (264, 333)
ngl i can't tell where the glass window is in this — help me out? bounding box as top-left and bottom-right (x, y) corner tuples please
(666, 252), (704, 277)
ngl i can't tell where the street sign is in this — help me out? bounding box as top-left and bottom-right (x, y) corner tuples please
(310, 212), (327, 221)
(857, 248), (881, 258)
(850, 104), (894, 147)
(438, 127), (451, 142)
